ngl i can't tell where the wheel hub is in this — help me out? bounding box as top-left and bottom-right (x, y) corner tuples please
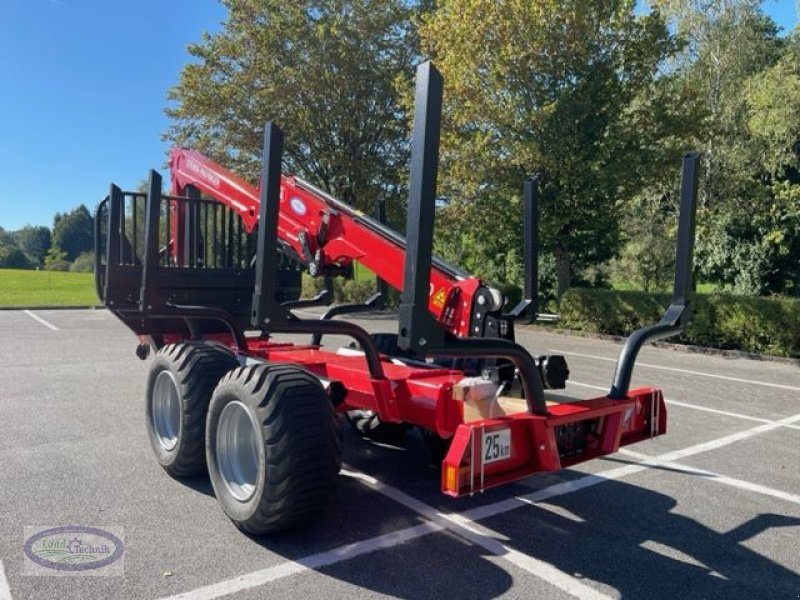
(216, 401), (261, 502)
(152, 370), (181, 451)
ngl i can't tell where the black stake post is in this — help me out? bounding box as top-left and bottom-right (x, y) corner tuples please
(609, 152), (700, 399)
(508, 177), (540, 318)
(184, 185), (201, 268)
(397, 61), (446, 355)
(140, 170), (163, 311)
(251, 122), (285, 328)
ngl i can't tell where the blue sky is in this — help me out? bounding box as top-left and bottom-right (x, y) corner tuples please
(0, 1), (797, 231)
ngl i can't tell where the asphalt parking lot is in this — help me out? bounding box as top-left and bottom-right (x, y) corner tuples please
(0, 308), (798, 599)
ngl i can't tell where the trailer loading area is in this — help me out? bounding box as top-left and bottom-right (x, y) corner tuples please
(0, 308), (798, 599)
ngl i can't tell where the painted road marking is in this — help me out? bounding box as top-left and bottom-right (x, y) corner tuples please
(343, 468), (613, 600)
(618, 448), (800, 506)
(551, 349), (800, 392)
(665, 399), (800, 430)
(158, 411), (800, 600)
(568, 379), (800, 430)
(158, 523), (441, 600)
(0, 561), (11, 600)
(23, 310), (59, 331)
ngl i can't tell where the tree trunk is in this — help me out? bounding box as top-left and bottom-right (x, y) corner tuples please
(554, 237), (571, 301)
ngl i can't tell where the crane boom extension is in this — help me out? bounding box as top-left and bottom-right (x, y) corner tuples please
(169, 148), (493, 339)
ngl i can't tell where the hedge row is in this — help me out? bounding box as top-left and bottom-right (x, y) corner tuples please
(559, 288), (800, 358)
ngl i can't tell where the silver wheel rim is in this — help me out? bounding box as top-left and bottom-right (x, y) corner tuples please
(216, 401), (261, 502)
(152, 370), (181, 451)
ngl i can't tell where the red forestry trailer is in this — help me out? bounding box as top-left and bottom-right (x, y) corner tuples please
(95, 62), (700, 534)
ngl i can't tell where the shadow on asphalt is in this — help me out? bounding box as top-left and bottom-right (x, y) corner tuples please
(171, 425), (800, 599)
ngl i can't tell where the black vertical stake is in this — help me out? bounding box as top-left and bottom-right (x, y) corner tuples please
(251, 122), (284, 328)
(183, 185), (200, 268)
(672, 152), (700, 306)
(509, 178), (540, 318)
(104, 185), (123, 304)
(106, 185), (122, 268)
(140, 170), (162, 310)
(376, 199), (389, 302)
(398, 61), (446, 355)
(608, 151), (700, 399)
(524, 178), (539, 317)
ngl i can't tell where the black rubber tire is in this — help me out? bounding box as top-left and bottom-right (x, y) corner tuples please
(145, 342), (239, 478)
(206, 363), (342, 534)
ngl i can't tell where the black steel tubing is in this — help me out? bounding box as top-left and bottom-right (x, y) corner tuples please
(398, 61), (446, 355)
(310, 292), (383, 345)
(609, 152), (700, 399)
(94, 196), (109, 302)
(426, 338), (548, 415)
(271, 318), (386, 380)
(149, 305), (248, 351)
(140, 170), (163, 310)
(281, 289), (330, 309)
(251, 122), (284, 327)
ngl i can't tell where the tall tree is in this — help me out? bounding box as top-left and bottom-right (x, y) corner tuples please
(165, 0), (422, 216)
(419, 0), (678, 298)
(52, 205), (93, 261)
(14, 225), (52, 267)
(656, 0), (793, 293)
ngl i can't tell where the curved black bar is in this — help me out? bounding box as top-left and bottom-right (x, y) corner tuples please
(609, 152), (700, 399)
(609, 317), (685, 400)
(271, 318), (385, 380)
(147, 305), (249, 351)
(427, 338), (548, 415)
(281, 289), (331, 309)
(94, 196), (109, 303)
(310, 292), (383, 345)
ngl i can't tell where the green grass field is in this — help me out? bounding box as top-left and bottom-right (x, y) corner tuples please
(0, 269), (99, 307)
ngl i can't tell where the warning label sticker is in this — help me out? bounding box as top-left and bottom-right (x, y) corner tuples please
(432, 288), (447, 309)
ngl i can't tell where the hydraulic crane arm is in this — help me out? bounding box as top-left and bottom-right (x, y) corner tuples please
(169, 148), (504, 338)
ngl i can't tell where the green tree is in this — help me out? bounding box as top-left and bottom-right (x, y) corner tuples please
(0, 227), (13, 247)
(0, 245), (31, 269)
(659, 1), (797, 294)
(14, 225), (52, 266)
(52, 205), (93, 261)
(420, 0), (679, 298)
(44, 246), (70, 271)
(165, 0), (422, 216)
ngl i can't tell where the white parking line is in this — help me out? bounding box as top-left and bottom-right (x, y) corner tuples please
(23, 310), (58, 331)
(618, 448), (800, 506)
(160, 411), (800, 600)
(0, 560), (11, 600)
(343, 469), (613, 600)
(158, 523), (441, 600)
(551, 349), (800, 392)
(568, 380), (800, 430)
(665, 399), (800, 430)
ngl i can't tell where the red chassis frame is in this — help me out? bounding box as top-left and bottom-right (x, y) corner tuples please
(155, 147), (670, 497)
